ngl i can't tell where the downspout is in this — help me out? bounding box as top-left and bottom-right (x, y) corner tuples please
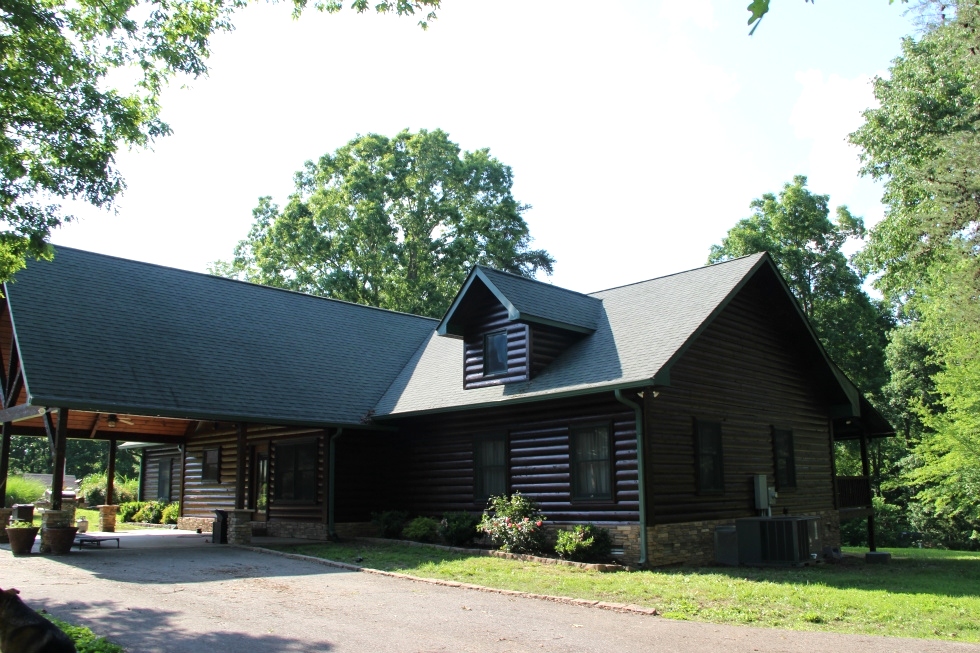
(614, 389), (648, 566)
(328, 428), (343, 540)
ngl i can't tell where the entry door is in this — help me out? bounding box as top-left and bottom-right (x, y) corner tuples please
(250, 443), (269, 521)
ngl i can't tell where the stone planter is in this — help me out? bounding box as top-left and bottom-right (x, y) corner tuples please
(76, 518), (89, 533)
(43, 527), (78, 555)
(5, 527), (39, 556)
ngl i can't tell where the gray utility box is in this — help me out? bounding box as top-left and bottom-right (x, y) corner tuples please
(736, 517), (817, 565)
(714, 525), (739, 566)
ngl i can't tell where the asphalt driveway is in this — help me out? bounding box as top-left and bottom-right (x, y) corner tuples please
(2, 531), (977, 653)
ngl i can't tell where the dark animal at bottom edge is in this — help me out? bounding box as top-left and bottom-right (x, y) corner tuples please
(0, 588), (76, 653)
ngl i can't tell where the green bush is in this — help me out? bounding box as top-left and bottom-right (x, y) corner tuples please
(554, 524), (613, 562)
(79, 473), (139, 506)
(132, 501), (165, 524)
(439, 511), (480, 546)
(478, 492), (547, 554)
(118, 501), (147, 522)
(402, 516), (440, 543)
(3, 475), (46, 507)
(372, 510), (409, 539)
(161, 502), (180, 524)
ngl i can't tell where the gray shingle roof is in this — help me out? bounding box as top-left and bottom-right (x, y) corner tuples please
(438, 266), (602, 336)
(6, 247), (436, 426)
(374, 253), (770, 417)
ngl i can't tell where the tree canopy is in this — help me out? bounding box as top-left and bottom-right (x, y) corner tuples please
(846, 0), (980, 549)
(215, 129), (554, 318)
(0, 0), (439, 284)
(708, 175), (892, 395)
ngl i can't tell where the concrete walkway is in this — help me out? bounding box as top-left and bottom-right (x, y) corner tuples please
(2, 531), (978, 653)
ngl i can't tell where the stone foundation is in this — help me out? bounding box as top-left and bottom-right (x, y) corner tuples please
(98, 505), (117, 533)
(264, 520), (378, 540)
(177, 516), (214, 533)
(0, 508), (11, 543)
(645, 510), (843, 567)
(227, 509), (252, 545)
(39, 509), (70, 554)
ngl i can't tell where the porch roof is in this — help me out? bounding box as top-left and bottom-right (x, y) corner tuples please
(5, 247), (435, 427)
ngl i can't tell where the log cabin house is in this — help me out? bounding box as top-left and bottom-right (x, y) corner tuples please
(0, 247), (891, 565)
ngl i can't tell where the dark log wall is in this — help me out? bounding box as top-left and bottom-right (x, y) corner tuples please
(647, 274), (836, 525)
(182, 427), (326, 520)
(141, 445), (181, 502)
(394, 393), (639, 522)
(529, 324), (582, 378)
(178, 426), (396, 524)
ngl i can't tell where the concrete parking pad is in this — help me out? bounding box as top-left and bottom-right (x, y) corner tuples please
(2, 532), (978, 653)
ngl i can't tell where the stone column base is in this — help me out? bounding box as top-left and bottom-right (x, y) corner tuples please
(0, 508), (12, 543)
(227, 509), (253, 545)
(98, 505), (118, 533)
(40, 509), (70, 553)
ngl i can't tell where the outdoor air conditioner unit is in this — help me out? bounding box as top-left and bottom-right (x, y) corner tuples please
(735, 517), (819, 565)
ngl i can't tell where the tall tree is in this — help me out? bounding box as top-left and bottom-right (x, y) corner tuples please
(216, 129), (554, 318)
(850, 0), (980, 549)
(708, 175), (893, 395)
(0, 0), (439, 283)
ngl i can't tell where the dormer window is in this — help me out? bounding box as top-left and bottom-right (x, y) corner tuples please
(484, 331), (508, 375)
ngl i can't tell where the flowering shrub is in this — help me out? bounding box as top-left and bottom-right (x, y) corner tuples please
(554, 524), (613, 562)
(478, 492), (546, 553)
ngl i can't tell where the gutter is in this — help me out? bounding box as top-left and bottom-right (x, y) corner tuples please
(328, 428), (343, 540)
(614, 389), (648, 566)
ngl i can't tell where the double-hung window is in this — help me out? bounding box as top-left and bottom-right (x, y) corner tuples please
(484, 331), (508, 375)
(202, 448), (220, 483)
(474, 434), (507, 502)
(570, 423), (612, 500)
(157, 458), (173, 502)
(274, 439), (318, 502)
(695, 420), (724, 492)
(772, 427), (796, 489)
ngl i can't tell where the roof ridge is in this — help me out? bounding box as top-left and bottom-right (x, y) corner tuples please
(476, 265), (599, 302)
(47, 245), (438, 323)
(587, 252), (767, 296)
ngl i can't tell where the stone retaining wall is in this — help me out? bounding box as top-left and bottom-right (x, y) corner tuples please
(177, 516), (214, 533)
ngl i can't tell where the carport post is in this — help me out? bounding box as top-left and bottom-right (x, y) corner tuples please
(860, 429), (876, 552)
(0, 421), (10, 506)
(50, 407), (69, 511)
(235, 423), (247, 510)
(106, 438), (117, 504)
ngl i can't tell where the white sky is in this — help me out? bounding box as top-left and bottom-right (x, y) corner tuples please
(52, 0), (917, 294)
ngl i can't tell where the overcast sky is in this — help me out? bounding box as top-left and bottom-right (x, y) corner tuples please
(53, 0), (917, 294)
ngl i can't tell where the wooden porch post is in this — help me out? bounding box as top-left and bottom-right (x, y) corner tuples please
(859, 429), (876, 552)
(106, 439), (117, 504)
(0, 422), (10, 507)
(50, 408), (69, 511)
(235, 423), (247, 510)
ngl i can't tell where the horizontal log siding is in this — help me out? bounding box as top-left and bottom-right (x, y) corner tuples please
(396, 393), (639, 522)
(182, 427), (326, 521)
(268, 434), (326, 522)
(648, 276), (835, 524)
(529, 324), (582, 378)
(141, 445), (181, 502)
(463, 298), (529, 389)
(334, 432), (404, 522)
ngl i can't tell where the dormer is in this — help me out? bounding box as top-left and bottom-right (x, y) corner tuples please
(437, 267), (602, 389)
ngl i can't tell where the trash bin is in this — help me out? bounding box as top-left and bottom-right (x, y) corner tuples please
(11, 504), (35, 523)
(212, 509), (228, 544)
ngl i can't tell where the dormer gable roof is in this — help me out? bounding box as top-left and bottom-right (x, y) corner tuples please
(436, 266), (602, 337)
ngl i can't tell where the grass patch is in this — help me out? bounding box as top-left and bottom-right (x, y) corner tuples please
(270, 541), (980, 642)
(49, 615), (125, 653)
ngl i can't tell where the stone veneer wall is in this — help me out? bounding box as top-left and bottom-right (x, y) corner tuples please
(265, 521), (379, 539)
(646, 510), (843, 567)
(178, 516), (214, 533)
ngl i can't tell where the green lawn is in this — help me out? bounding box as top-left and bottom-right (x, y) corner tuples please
(269, 541), (980, 643)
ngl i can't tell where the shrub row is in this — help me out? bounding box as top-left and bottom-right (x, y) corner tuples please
(371, 493), (614, 563)
(118, 501), (179, 524)
(3, 476), (46, 507)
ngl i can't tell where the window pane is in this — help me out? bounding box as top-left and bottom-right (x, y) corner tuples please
(274, 440), (317, 503)
(697, 421), (724, 492)
(773, 428), (795, 488)
(475, 435), (507, 500)
(484, 331), (508, 375)
(571, 425), (611, 499)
